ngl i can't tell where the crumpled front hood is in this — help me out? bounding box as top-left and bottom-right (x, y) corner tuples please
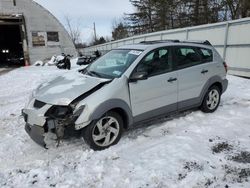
(34, 73), (110, 105)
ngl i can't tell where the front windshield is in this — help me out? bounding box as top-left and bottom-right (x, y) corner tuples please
(85, 49), (143, 79)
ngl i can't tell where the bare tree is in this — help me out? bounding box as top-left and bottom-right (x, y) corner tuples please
(64, 15), (82, 47)
(224, 0), (250, 19)
(241, 0), (250, 17)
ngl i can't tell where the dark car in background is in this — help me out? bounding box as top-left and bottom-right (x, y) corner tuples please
(77, 50), (102, 66)
(6, 56), (25, 66)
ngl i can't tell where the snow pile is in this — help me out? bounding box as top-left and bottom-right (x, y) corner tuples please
(33, 55), (82, 68)
(0, 67), (250, 188)
(33, 61), (44, 66)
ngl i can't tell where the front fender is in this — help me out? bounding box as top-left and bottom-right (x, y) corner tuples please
(75, 99), (133, 130)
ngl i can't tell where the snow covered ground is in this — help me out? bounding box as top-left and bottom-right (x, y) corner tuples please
(0, 66), (250, 188)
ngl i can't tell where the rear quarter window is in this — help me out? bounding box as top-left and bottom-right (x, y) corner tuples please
(199, 48), (213, 63)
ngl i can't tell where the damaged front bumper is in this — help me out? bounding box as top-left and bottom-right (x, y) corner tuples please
(22, 99), (90, 148)
(22, 109), (74, 148)
(24, 120), (65, 149)
(25, 123), (46, 147)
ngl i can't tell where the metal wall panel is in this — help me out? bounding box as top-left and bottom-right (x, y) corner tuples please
(111, 43), (117, 48)
(82, 18), (250, 77)
(188, 27), (226, 45)
(132, 37), (142, 43)
(215, 47), (224, 57)
(124, 40), (133, 45)
(227, 23), (250, 44)
(144, 35), (161, 41)
(226, 47), (250, 68)
(117, 41), (125, 46)
(107, 44), (112, 50)
(162, 32), (186, 40)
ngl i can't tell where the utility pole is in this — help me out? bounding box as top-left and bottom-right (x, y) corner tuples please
(93, 22), (97, 42)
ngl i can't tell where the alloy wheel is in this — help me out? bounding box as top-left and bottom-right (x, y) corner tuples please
(206, 89), (220, 110)
(92, 116), (120, 147)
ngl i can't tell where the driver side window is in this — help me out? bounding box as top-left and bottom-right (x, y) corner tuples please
(135, 48), (172, 77)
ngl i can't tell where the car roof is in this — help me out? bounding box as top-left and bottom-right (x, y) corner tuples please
(117, 40), (213, 51)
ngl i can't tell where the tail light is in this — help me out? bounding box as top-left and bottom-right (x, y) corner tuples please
(223, 61), (228, 73)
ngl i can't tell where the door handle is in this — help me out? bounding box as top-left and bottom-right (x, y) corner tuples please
(201, 69), (208, 74)
(168, 77), (177, 83)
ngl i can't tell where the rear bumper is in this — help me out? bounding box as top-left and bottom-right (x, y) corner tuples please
(222, 78), (228, 93)
(25, 123), (46, 148)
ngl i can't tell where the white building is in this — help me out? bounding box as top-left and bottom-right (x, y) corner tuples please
(0, 0), (76, 65)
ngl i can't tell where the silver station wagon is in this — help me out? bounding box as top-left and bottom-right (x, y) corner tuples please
(22, 40), (228, 150)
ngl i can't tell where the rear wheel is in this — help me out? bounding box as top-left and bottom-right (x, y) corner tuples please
(200, 85), (221, 113)
(82, 111), (123, 150)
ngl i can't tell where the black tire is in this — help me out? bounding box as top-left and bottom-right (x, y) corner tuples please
(66, 59), (71, 70)
(200, 85), (221, 113)
(82, 111), (124, 151)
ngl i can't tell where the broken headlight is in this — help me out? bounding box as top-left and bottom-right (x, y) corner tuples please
(73, 105), (85, 117)
(70, 105), (85, 121)
(45, 106), (73, 119)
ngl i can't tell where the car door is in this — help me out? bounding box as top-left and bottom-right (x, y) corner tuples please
(173, 46), (214, 109)
(128, 47), (178, 121)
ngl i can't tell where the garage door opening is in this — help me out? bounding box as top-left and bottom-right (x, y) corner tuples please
(0, 17), (25, 67)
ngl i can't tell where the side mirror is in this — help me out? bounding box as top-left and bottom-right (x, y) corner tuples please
(129, 71), (148, 82)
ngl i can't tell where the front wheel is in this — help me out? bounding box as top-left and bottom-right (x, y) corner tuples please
(82, 111), (123, 150)
(200, 85), (221, 113)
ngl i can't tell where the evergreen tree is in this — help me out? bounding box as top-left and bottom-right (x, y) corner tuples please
(112, 22), (129, 40)
(124, 0), (250, 35)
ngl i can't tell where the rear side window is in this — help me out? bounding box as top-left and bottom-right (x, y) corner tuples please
(174, 46), (213, 69)
(174, 46), (202, 69)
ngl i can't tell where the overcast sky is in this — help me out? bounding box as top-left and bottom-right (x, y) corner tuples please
(34, 0), (134, 43)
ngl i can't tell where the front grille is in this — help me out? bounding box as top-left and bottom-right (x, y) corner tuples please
(34, 100), (46, 109)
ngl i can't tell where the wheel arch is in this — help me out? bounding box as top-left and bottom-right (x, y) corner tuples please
(109, 108), (130, 130)
(89, 99), (133, 129)
(199, 76), (224, 105)
(209, 82), (222, 93)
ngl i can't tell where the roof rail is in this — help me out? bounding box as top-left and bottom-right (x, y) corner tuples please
(139, 40), (211, 46)
(139, 40), (180, 44)
(181, 40), (212, 46)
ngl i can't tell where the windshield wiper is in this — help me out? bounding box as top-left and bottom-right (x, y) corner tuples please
(78, 68), (86, 74)
(83, 69), (113, 79)
(79, 69), (97, 77)
(89, 71), (102, 78)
